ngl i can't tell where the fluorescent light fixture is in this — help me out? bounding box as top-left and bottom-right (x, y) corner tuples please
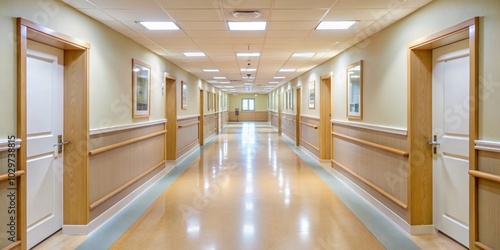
(316, 21), (356, 30)
(219, 81), (231, 84)
(273, 76), (286, 79)
(241, 68), (256, 72)
(228, 21), (266, 31)
(279, 69), (296, 72)
(242, 76), (255, 79)
(203, 69), (219, 72)
(292, 52), (316, 58)
(183, 52), (205, 57)
(266, 85), (275, 88)
(225, 86), (234, 88)
(269, 81), (279, 84)
(139, 21), (179, 30)
(243, 83), (253, 86)
(213, 77), (226, 79)
(237, 52), (260, 57)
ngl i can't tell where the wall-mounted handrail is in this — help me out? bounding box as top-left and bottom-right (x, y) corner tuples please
(178, 121), (199, 128)
(332, 132), (409, 158)
(90, 160), (165, 209)
(469, 170), (500, 183)
(0, 170), (25, 182)
(177, 139), (199, 154)
(300, 121), (318, 129)
(332, 159), (408, 209)
(89, 130), (166, 156)
(300, 139), (319, 152)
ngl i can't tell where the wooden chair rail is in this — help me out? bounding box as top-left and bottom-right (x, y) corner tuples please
(300, 139), (320, 152)
(332, 132), (409, 157)
(469, 170), (500, 183)
(3, 240), (21, 250)
(89, 130), (166, 156)
(475, 241), (493, 250)
(332, 159), (408, 209)
(177, 139), (199, 154)
(0, 170), (25, 181)
(300, 121), (318, 129)
(178, 121), (200, 128)
(90, 160), (165, 209)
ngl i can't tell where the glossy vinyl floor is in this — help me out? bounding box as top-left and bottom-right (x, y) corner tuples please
(37, 122), (465, 249)
(111, 123), (384, 249)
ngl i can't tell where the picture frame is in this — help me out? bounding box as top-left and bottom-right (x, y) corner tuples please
(288, 90), (293, 110)
(308, 80), (315, 109)
(285, 91), (288, 109)
(132, 59), (151, 118)
(347, 60), (363, 119)
(181, 81), (187, 110)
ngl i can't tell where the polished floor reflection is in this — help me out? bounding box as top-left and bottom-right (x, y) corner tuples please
(110, 123), (384, 249)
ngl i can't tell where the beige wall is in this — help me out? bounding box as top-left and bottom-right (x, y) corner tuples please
(228, 94), (268, 112)
(271, 0), (500, 140)
(0, 0), (218, 137)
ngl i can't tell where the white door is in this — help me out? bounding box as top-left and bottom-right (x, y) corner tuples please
(432, 39), (470, 247)
(26, 40), (64, 249)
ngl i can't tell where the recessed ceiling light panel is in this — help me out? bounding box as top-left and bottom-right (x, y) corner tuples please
(237, 52), (260, 57)
(279, 69), (296, 72)
(228, 21), (267, 31)
(203, 69), (219, 72)
(316, 21), (356, 30)
(292, 52), (316, 58)
(139, 21), (179, 30)
(183, 52), (206, 57)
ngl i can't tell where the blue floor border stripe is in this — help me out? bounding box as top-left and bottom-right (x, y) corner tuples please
(281, 138), (421, 250)
(76, 137), (217, 250)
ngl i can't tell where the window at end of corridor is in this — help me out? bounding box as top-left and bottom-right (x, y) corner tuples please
(242, 98), (255, 111)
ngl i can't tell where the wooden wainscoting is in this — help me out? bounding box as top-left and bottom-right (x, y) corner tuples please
(281, 113), (297, 143)
(229, 111), (268, 122)
(177, 115), (200, 158)
(220, 111), (229, 130)
(88, 121), (166, 220)
(471, 141), (500, 250)
(300, 115), (320, 158)
(204, 113), (217, 141)
(270, 111), (279, 129)
(332, 121), (409, 220)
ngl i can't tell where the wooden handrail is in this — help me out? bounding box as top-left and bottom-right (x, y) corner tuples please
(3, 240), (21, 250)
(178, 121), (199, 128)
(332, 132), (409, 158)
(469, 170), (500, 183)
(177, 139), (199, 154)
(90, 160), (166, 209)
(300, 139), (319, 152)
(332, 159), (408, 209)
(0, 170), (25, 181)
(300, 121), (318, 129)
(475, 241), (493, 250)
(89, 130), (166, 156)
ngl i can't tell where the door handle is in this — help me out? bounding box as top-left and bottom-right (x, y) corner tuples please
(427, 141), (440, 146)
(53, 141), (70, 147)
(53, 135), (70, 155)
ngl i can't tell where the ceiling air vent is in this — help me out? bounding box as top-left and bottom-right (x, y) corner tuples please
(232, 11), (262, 20)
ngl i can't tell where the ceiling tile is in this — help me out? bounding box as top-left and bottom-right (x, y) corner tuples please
(333, 0), (400, 9)
(270, 10), (328, 21)
(324, 8), (389, 20)
(267, 21), (318, 30)
(177, 21), (227, 31)
(78, 8), (115, 21)
(274, 0), (336, 9)
(157, 0), (220, 9)
(62, 0), (95, 9)
(220, 0), (273, 9)
(86, 0), (159, 10)
(166, 9), (224, 21)
(104, 10), (172, 22)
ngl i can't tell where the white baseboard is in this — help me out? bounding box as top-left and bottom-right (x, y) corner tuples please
(281, 133), (296, 145)
(299, 145), (321, 163)
(329, 168), (435, 235)
(63, 166), (169, 235)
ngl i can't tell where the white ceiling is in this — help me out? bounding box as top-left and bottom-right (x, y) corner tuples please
(62, 0), (433, 93)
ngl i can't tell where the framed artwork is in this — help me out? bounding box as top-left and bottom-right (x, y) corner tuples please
(288, 90), (293, 110)
(181, 81), (187, 110)
(308, 80), (315, 109)
(132, 59), (151, 118)
(347, 60), (363, 119)
(285, 91), (288, 109)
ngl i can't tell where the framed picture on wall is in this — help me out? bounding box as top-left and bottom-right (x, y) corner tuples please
(308, 80), (315, 109)
(347, 60), (363, 119)
(289, 90), (293, 110)
(181, 81), (187, 110)
(132, 59), (151, 118)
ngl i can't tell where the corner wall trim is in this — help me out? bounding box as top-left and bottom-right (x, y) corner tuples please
(0, 138), (22, 152)
(475, 140), (500, 153)
(62, 167), (168, 235)
(89, 119), (167, 135)
(332, 120), (407, 136)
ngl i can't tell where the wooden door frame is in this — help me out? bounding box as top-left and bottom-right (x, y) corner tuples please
(17, 18), (90, 249)
(320, 74), (332, 160)
(199, 89), (204, 145)
(296, 87), (301, 146)
(407, 18), (478, 247)
(165, 75), (177, 160)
